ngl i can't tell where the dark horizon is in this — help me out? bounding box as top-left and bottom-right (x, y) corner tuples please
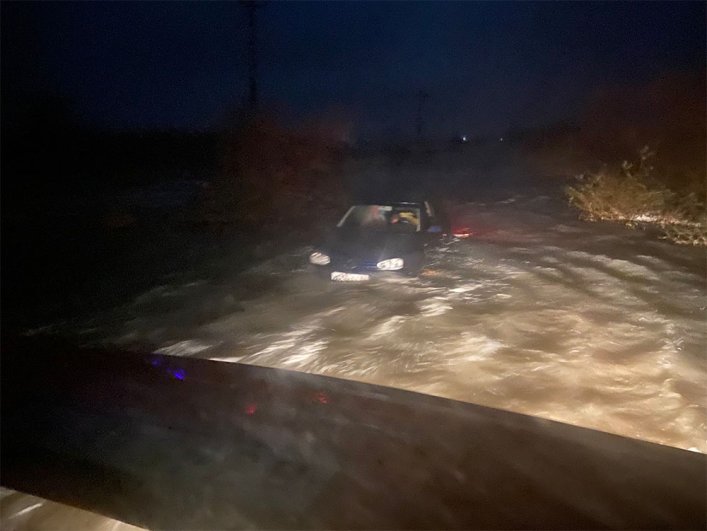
(2, 1), (705, 140)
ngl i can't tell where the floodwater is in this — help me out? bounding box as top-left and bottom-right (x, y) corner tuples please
(79, 192), (706, 453)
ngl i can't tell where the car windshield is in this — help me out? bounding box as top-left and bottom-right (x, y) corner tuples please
(337, 205), (421, 232)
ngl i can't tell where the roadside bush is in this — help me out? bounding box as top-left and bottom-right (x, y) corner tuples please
(567, 147), (706, 246)
(660, 194), (707, 246)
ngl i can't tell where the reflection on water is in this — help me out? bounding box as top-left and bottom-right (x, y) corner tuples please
(89, 195), (706, 453)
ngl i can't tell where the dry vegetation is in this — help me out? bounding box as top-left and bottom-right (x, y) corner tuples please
(567, 147), (706, 246)
(561, 71), (706, 245)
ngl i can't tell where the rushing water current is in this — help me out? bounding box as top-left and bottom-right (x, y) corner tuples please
(81, 193), (706, 453)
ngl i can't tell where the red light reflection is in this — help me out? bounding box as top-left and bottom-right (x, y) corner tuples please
(315, 391), (329, 404)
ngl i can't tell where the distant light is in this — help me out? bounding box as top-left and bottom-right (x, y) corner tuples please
(499, 137), (504, 142)
(461, 135), (467, 142)
(245, 403), (258, 416)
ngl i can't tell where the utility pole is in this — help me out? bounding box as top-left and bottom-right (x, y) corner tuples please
(241, 1), (266, 112)
(415, 90), (430, 139)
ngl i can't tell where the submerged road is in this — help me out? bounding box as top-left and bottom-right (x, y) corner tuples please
(68, 192), (706, 453)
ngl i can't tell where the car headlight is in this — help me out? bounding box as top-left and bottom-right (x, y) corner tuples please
(377, 258), (404, 271)
(309, 251), (330, 265)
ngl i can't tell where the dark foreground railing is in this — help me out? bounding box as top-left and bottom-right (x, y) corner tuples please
(2, 336), (705, 529)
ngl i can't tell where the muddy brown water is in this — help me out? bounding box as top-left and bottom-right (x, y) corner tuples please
(68, 193), (705, 454)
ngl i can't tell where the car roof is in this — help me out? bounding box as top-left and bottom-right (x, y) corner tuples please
(352, 201), (425, 207)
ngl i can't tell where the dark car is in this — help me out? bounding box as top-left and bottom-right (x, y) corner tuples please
(309, 202), (446, 280)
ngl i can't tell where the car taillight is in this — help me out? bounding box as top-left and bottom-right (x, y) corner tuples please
(452, 226), (473, 238)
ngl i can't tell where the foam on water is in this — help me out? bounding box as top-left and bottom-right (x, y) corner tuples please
(81, 193), (706, 452)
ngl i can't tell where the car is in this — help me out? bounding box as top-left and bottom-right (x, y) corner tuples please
(309, 201), (446, 281)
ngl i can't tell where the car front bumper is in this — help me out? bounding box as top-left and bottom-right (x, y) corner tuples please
(310, 264), (408, 280)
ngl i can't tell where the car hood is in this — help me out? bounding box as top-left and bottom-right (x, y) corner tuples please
(4, 336), (704, 530)
(322, 229), (421, 261)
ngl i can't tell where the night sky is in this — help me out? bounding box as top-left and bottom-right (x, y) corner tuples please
(3, 1), (704, 138)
